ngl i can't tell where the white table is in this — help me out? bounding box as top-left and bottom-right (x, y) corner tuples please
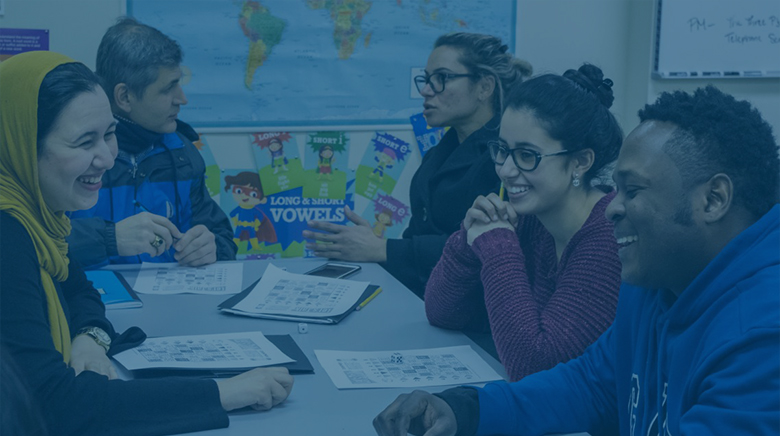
(107, 259), (509, 435)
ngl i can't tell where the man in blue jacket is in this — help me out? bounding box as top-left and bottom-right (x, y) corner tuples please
(68, 18), (236, 268)
(374, 86), (780, 436)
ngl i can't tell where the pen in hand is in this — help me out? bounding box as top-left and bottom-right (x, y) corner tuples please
(498, 182), (505, 201)
(133, 200), (181, 244)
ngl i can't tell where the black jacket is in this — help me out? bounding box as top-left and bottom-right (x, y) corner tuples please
(384, 116), (501, 297)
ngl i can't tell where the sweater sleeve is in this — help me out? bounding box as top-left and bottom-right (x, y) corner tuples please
(475, 325), (619, 436)
(62, 259), (115, 336)
(470, 220), (621, 382)
(424, 228), (486, 329)
(0, 215), (228, 436)
(66, 216), (117, 269)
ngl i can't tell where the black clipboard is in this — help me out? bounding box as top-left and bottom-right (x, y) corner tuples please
(130, 334), (313, 378)
(218, 279), (380, 325)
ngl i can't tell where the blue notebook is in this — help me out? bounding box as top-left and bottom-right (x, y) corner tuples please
(86, 270), (143, 309)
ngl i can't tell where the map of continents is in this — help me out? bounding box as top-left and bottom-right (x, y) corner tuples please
(128, 0), (516, 127)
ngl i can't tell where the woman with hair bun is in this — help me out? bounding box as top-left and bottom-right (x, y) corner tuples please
(425, 64), (624, 381)
(306, 33), (532, 297)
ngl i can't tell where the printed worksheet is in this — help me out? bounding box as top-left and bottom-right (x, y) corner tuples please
(132, 262), (243, 295)
(232, 264), (369, 317)
(314, 346), (504, 389)
(113, 331), (294, 371)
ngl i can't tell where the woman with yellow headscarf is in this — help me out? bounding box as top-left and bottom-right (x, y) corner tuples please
(0, 51), (292, 436)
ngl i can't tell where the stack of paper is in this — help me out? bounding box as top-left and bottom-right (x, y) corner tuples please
(219, 264), (376, 324)
(113, 331), (295, 373)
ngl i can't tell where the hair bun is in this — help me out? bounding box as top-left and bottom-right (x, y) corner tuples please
(563, 64), (615, 108)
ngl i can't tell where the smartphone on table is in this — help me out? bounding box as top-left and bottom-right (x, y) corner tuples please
(304, 262), (361, 279)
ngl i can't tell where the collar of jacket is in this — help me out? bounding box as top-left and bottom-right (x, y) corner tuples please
(114, 115), (165, 155)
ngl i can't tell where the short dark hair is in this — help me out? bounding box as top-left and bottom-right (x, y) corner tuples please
(504, 64), (624, 185)
(638, 85), (780, 218)
(37, 62), (103, 154)
(96, 17), (182, 105)
(434, 32), (532, 113)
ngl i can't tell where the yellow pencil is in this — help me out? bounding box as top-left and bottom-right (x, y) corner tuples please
(355, 287), (383, 311)
(498, 182), (505, 201)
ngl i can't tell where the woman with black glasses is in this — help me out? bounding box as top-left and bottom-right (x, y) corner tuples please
(425, 64), (624, 382)
(306, 32), (531, 297)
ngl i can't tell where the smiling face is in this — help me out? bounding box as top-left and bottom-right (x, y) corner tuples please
(37, 89), (118, 213)
(125, 66), (188, 133)
(420, 45), (482, 129)
(269, 139), (283, 152)
(320, 147), (334, 159)
(606, 120), (705, 291)
(496, 108), (575, 217)
(231, 184), (264, 208)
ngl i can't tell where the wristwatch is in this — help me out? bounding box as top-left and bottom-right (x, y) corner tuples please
(76, 327), (112, 353)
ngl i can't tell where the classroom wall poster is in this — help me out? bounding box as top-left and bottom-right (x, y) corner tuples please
(409, 113), (447, 157)
(360, 192), (410, 240)
(355, 132), (411, 200)
(220, 169), (283, 260)
(193, 134), (221, 198)
(250, 132), (305, 196)
(0, 28), (49, 60)
(302, 131), (350, 200)
(220, 169), (354, 260)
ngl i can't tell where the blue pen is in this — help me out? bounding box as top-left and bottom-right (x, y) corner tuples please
(133, 199), (150, 212)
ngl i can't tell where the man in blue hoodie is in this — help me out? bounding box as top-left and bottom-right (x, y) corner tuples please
(68, 18), (236, 268)
(374, 86), (780, 436)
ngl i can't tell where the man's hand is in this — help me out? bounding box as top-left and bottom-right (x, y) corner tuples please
(373, 390), (457, 436)
(115, 212), (183, 257)
(303, 206), (388, 262)
(69, 335), (117, 379)
(173, 224), (218, 266)
(215, 367), (294, 411)
(463, 194), (518, 245)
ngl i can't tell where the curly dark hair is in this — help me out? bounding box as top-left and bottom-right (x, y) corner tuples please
(638, 85), (779, 218)
(504, 63), (623, 186)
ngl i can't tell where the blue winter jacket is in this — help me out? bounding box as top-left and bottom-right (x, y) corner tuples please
(463, 205), (779, 436)
(67, 119), (236, 268)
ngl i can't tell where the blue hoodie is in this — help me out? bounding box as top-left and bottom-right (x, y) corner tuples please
(474, 205), (780, 435)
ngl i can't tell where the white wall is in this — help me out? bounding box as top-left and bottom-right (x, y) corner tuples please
(3, 0), (778, 215)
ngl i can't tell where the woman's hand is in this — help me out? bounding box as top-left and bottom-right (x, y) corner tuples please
(69, 334), (117, 379)
(303, 206), (388, 262)
(463, 193), (518, 245)
(216, 367), (294, 411)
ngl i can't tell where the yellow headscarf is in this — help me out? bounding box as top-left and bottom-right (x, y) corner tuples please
(0, 51), (80, 363)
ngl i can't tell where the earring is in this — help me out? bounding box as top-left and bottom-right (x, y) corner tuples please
(572, 173), (581, 187)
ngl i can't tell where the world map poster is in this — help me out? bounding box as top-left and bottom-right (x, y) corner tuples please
(128, 0), (516, 127)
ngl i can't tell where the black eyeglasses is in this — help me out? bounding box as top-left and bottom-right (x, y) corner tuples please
(487, 141), (572, 171)
(414, 72), (477, 94)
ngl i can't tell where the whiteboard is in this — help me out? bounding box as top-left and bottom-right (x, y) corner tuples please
(654, 0), (780, 78)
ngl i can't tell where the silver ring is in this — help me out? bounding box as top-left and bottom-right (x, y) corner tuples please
(150, 235), (164, 249)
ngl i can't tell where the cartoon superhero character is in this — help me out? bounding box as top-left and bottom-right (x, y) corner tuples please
(317, 145), (335, 181)
(372, 208), (394, 239)
(224, 171), (277, 251)
(268, 138), (289, 174)
(370, 148), (396, 183)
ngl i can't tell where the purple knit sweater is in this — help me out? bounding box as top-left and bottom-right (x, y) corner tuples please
(425, 192), (621, 382)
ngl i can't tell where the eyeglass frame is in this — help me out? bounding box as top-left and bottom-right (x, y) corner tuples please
(487, 140), (574, 172)
(414, 72), (478, 94)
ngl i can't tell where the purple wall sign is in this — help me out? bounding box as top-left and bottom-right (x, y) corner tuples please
(0, 28), (49, 56)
